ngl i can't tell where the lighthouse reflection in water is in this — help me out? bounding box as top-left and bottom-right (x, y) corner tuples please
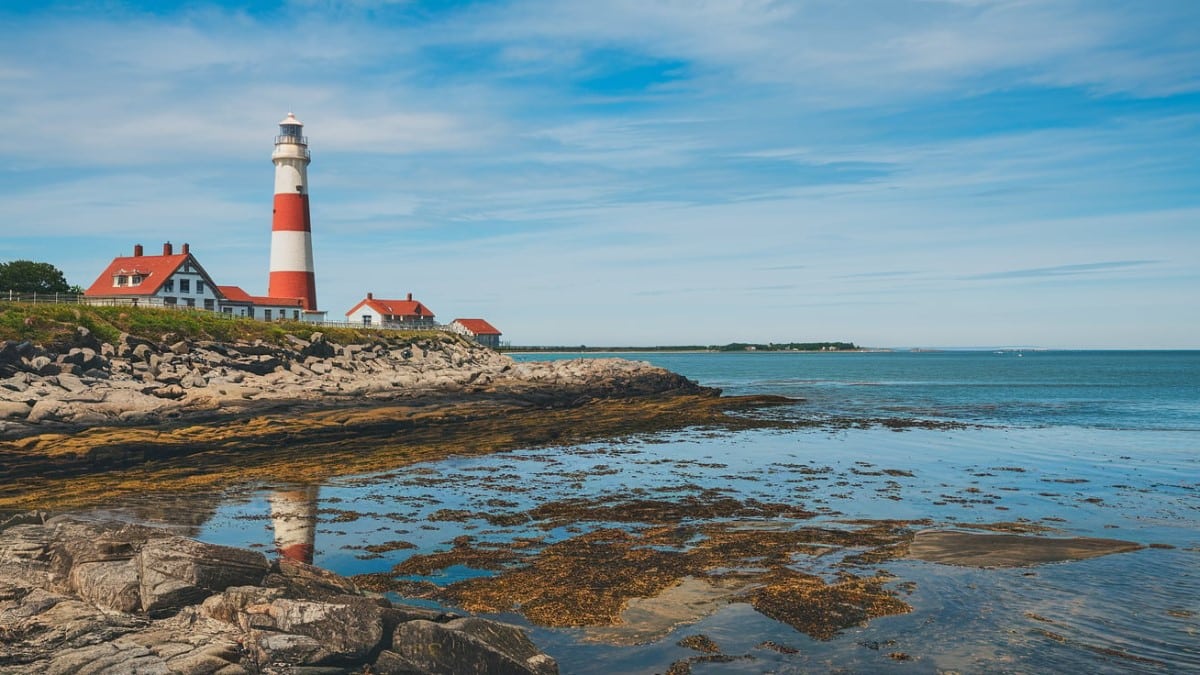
(268, 486), (318, 564)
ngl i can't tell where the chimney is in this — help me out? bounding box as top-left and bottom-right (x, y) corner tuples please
(163, 242), (173, 256)
(133, 244), (143, 257)
(406, 292), (413, 301)
(367, 292), (373, 300)
(181, 243), (190, 255)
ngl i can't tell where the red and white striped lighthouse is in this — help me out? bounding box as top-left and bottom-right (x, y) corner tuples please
(268, 113), (318, 311)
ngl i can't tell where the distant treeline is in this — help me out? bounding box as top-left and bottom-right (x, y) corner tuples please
(716, 342), (858, 352)
(504, 342), (858, 353)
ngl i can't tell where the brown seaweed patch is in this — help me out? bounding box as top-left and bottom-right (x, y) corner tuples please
(523, 492), (816, 528)
(442, 528), (694, 627)
(358, 515), (924, 640)
(907, 531), (1143, 567)
(758, 640), (799, 654)
(361, 539), (417, 553)
(391, 536), (523, 575)
(743, 569), (911, 641)
(677, 634), (721, 653)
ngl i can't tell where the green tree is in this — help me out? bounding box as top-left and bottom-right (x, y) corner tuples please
(0, 260), (72, 294)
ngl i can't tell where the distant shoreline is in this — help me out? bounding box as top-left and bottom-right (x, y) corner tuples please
(503, 341), (863, 354)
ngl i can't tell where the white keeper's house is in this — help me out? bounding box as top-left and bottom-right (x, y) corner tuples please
(83, 242), (323, 322)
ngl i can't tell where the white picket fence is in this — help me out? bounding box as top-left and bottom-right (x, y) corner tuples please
(0, 291), (452, 333)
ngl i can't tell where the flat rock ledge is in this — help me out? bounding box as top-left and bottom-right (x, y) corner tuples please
(0, 513), (559, 674)
(0, 328), (712, 438)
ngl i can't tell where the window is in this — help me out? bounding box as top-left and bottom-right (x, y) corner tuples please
(162, 280), (174, 292)
(293, 310), (300, 320)
(222, 306), (233, 315)
(185, 298), (195, 308)
(363, 315), (372, 326)
(163, 297), (177, 306)
(264, 309), (272, 321)
(114, 275), (127, 287)
(196, 280), (205, 294)
(130, 275), (143, 286)
(203, 299), (214, 310)
(179, 279), (191, 293)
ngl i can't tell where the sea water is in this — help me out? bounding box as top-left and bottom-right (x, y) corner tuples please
(126, 351), (1199, 672)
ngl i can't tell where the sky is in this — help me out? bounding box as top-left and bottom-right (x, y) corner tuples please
(1, 0), (1198, 348)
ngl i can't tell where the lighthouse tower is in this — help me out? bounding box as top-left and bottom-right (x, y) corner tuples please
(268, 113), (318, 311)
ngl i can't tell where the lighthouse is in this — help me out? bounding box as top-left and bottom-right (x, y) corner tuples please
(268, 113), (318, 311)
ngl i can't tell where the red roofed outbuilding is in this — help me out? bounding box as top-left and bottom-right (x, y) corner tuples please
(345, 292), (436, 328)
(450, 318), (502, 349)
(216, 285), (305, 321)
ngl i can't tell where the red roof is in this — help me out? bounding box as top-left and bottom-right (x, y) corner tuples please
(217, 285), (303, 307)
(453, 318), (501, 335)
(346, 297), (435, 319)
(84, 253), (192, 297)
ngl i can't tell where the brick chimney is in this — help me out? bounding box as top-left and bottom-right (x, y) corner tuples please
(367, 292), (373, 300)
(181, 243), (190, 255)
(406, 292), (413, 301)
(133, 244), (143, 257)
(163, 242), (173, 256)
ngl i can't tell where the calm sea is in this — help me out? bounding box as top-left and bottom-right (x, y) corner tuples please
(514, 349), (1200, 431)
(100, 350), (1199, 673)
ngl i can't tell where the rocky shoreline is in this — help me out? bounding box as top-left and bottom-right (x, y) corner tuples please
(0, 328), (713, 440)
(0, 512), (559, 674)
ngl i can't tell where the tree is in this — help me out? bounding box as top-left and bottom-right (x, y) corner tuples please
(0, 260), (72, 294)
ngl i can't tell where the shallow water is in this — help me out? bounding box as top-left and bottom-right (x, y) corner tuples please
(85, 351), (1200, 672)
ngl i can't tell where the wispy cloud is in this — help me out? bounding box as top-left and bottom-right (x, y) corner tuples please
(968, 260), (1162, 281)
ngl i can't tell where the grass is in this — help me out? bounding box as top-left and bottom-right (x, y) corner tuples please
(0, 301), (449, 349)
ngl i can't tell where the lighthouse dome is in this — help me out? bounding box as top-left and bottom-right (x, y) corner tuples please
(278, 112), (304, 127)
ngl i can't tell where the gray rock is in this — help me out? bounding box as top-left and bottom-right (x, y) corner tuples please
(255, 596), (386, 663)
(55, 372), (88, 393)
(0, 400), (32, 419)
(138, 537), (270, 616)
(390, 617), (558, 675)
(69, 559), (142, 613)
(371, 650), (429, 674)
(151, 384), (186, 400)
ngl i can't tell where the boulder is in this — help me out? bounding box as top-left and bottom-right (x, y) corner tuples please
(252, 596), (386, 663)
(137, 537), (270, 616)
(390, 617), (559, 675)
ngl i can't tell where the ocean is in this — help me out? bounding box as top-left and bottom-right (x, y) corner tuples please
(106, 350), (1200, 672)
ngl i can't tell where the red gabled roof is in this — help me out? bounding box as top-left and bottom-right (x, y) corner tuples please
(453, 318), (501, 335)
(84, 254), (191, 297)
(345, 297), (435, 319)
(217, 285), (303, 307)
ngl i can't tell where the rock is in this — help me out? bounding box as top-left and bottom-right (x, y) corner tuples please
(132, 343), (155, 362)
(151, 385), (186, 400)
(138, 537), (270, 616)
(73, 326), (102, 352)
(0, 400), (32, 419)
(68, 559), (142, 613)
(390, 617), (559, 675)
(255, 596), (386, 663)
(169, 341), (191, 356)
(0, 518), (557, 674)
(54, 373), (88, 393)
(26, 355), (60, 376)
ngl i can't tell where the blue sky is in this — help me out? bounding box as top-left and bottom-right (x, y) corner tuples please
(1, 0), (1198, 348)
